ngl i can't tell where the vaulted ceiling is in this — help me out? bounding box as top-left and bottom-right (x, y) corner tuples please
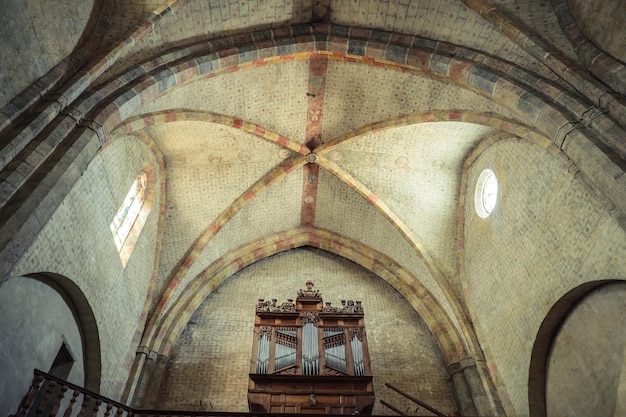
(6, 0), (606, 359)
(88, 0), (587, 348)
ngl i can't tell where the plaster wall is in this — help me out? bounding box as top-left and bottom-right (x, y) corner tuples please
(546, 281), (626, 417)
(0, 277), (84, 417)
(0, 0), (97, 108)
(157, 248), (457, 416)
(463, 138), (626, 416)
(8, 136), (161, 401)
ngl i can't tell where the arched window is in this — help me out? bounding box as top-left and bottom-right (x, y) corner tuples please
(110, 171), (151, 266)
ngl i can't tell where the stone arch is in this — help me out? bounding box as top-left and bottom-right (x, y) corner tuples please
(75, 24), (581, 140)
(0, 0), (113, 130)
(146, 227), (467, 366)
(528, 279), (625, 417)
(94, 39), (570, 142)
(25, 272), (102, 392)
(113, 110), (310, 155)
(317, 110), (551, 155)
(154, 245), (461, 413)
(550, 0), (626, 95)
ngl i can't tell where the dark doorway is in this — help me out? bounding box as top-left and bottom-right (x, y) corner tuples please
(49, 341), (74, 380)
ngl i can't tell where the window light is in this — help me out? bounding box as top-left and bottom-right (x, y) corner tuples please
(475, 168), (498, 218)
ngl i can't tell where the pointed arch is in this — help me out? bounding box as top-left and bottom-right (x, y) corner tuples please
(144, 227), (468, 366)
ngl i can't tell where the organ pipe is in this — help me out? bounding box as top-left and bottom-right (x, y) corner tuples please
(324, 329), (347, 372)
(251, 282), (370, 377)
(351, 335), (365, 376)
(249, 282), (373, 415)
(302, 322), (319, 375)
(257, 333), (270, 374)
(275, 328), (297, 370)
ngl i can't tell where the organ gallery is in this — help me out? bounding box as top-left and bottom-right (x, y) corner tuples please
(248, 281), (374, 414)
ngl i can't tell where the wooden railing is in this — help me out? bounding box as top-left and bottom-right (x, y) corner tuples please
(380, 383), (453, 416)
(10, 370), (133, 417)
(10, 370), (464, 417)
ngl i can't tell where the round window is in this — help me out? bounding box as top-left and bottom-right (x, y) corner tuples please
(475, 169), (498, 218)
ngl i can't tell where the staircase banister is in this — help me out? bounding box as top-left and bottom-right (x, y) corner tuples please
(384, 383), (447, 417)
(31, 369), (134, 413)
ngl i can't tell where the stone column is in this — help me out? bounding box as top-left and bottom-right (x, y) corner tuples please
(130, 349), (169, 408)
(460, 358), (492, 415)
(449, 357), (497, 416)
(449, 361), (478, 416)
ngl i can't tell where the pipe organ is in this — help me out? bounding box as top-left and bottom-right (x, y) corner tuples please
(248, 282), (374, 414)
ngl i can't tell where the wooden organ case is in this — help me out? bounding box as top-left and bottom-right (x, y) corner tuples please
(248, 282), (375, 414)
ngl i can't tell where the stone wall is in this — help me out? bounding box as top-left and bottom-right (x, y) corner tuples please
(7, 136), (160, 401)
(464, 138), (626, 415)
(567, 0), (626, 63)
(158, 247), (458, 416)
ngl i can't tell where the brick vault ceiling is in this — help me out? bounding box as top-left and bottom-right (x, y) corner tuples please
(101, 0), (575, 87)
(99, 0), (572, 312)
(138, 56), (507, 308)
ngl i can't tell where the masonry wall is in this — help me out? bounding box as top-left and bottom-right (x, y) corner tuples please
(0, 277), (84, 417)
(567, 0), (626, 63)
(546, 281), (626, 417)
(6, 136), (161, 401)
(158, 247), (458, 416)
(463, 138), (626, 416)
(0, 0), (97, 108)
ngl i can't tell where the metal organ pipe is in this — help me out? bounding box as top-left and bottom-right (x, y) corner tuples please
(276, 342), (285, 370)
(275, 341), (295, 370)
(351, 334), (365, 376)
(302, 323), (319, 375)
(324, 329), (347, 372)
(257, 333), (270, 374)
(326, 344), (347, 372)
(275, 328), (297, 370)
(249, 285), (374, 415)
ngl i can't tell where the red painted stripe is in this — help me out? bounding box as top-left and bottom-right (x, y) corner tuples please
(300, 58), (327, 226)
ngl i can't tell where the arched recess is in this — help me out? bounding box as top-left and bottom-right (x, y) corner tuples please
(132, 228), (491, 414)
(156, 247), (459, 413)
(0, 273), (101, 416)
(455, 130), (562, 413)
(145, 227), (467, 366)
(25, 273), (102, 392)
(528, 279), (625, 417)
